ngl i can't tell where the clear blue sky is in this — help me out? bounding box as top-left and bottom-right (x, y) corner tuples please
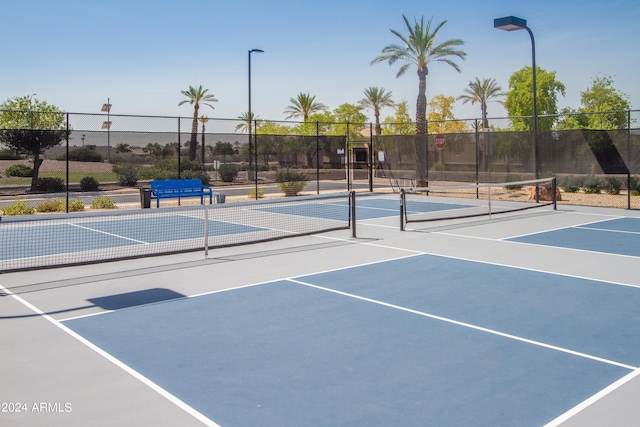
(1, 0), (638, 127)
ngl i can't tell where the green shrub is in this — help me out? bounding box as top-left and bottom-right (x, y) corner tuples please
(80, 176), (100, 191)
(67, 198), (85, 212)
(218, 164), (239, 182)
(138, 166), (176, 181)
(37, 177), (65, 192)
(36, 198), (65, 212)
(582, 175), (601, 193)
(2, 198), (35, 215)
(5, 164), (33, 177)
(503, 175), (523, 190)
(36, 198), (85, 212)
(66, 147), (104, 162)
(560, 175), (582, 193)
(275, 167), (309, 196)
(113, 164), (139, 186)
(629, 176), (640, 196)
(181, 170), (210, 185)
(91, 196), (118, 209)
(603, 177), (622, 195)
(248, 188), (265, 199)
(0, 149), (21, 160)
(136, 158), (207, 182)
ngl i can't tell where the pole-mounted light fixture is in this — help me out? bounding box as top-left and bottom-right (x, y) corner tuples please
(494, 16), (538, 183)
(248, 48), (264, 198)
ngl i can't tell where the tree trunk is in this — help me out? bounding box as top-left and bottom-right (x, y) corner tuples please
(189, 106), (199, 161)
(30, 156), (43, 191)
(481, 103), (489, 130)
(415, 69), (428, 185)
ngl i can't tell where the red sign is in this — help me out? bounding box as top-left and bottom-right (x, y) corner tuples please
(434, 134), (446, 149)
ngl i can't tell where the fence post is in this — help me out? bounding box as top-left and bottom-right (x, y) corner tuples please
(254, 119), (259, 200)
(369, 122), (373, 192)
(628, 110), (631, 210)
(66, 112), (70, 213)
(350, 190), (356, 238)
(177, 117), (181, 179)
(346, 121), (351, 191)
(316, 121), (320, 195)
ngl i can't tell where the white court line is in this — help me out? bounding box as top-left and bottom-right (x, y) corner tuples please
(544, 367), (640, 427)
(314, 233), (640, 290)
(497, 215), (626, 241)
(68, 223), (149, 244)
(578, 225), (640, 235)
(0, 283), (221, 427)
(287, 278), (638, 371)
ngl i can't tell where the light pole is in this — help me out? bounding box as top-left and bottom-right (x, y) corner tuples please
(494, 16), (538, 181)
(101, 98), (112, 163)
(248, 48), (264, 189)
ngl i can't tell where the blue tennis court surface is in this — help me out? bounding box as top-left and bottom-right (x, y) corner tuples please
(62, 253), (640, 426)
(507, 217), (640, 257)
(1, 197), (473, 262)
(0, 216), (263, 260)
(256, 198), (471, 221)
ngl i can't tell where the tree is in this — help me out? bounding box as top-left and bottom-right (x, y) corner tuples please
(293, 111), (335, 136)
(427, 94), (468, 134)
(579, 74), (630, 130)
(178, 85), (217, 161)
(371, 15), (466, 135)
(256, 121), (292, 167)
(199, 115), (209, 163)
(283, 93), (327, 121)
(329, 103), (368, 141)
(359, 87), (395, 136)
(504, 67), (566, 131)
(0, 95), (67, 191)
(457, 77), (504, 129)
(115, 143), (131, 153)
(382, 100), (415, 135)
(235, 111), (260, 133)
(212, 141), (235, 164)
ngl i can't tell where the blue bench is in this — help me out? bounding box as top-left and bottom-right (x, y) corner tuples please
(150, 179), (214, 208)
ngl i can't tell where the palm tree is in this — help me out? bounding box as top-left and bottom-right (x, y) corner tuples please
(283, 92), (327, 121)
(371, 15), (466, 135)
(199, 115), (209, 163)
(359, 87), (395, 136)
(457, 77), (504, 130)
(235, 111), (260, 133)
(179, 85), (217, 161)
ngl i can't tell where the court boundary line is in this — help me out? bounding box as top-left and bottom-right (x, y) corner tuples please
(0, 283), (221, 427)
(544, 368), (640, 427)
(501, 215), (626, 241)
(286, 278), (637, 371)
(578, 225), (640, 235)
(68, 223), (150, 244)
(318, 233), (640, 290)
(502, 235), (640, 261)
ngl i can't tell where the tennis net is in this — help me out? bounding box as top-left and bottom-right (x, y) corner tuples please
(400, 177), (557, 230)
(1, 192), (354, 272)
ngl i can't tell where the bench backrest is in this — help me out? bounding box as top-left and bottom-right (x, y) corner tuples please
(151, 179), (204, 194)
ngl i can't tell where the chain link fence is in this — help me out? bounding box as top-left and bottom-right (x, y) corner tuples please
(1, 110), (640, 210)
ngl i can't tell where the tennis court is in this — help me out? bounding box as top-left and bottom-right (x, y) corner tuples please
(2, 192), (639, 426)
